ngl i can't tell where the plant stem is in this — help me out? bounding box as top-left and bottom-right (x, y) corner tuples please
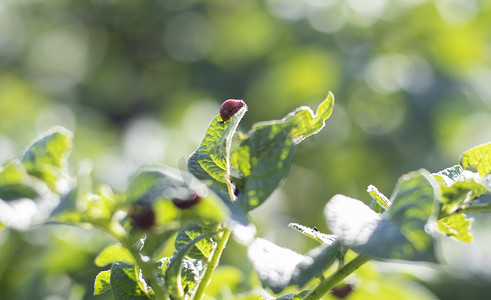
(439, 203), (491, 219)
(457, 203), (491, 215)
(124, 239), (168, 300)
(303, 255), (370, 300)
(192, 228), (232, 300)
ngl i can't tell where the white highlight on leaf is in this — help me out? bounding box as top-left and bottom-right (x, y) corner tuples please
(325, 194), (381, 246)
(0, 198), (39, 230)
(232, 222), (256, 246)
(248, 238), (306, 288)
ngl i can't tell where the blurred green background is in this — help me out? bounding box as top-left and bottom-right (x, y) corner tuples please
(1, 0), (491, 299)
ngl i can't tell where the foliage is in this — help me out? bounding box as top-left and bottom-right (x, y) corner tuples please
(1, 92), (491, 300)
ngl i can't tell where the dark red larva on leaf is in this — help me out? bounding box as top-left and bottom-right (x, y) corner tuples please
(129, 203), (155, 230)
(172, 194), (202, 209)
(220, 99), (246, 122)
(330, 283), (354, 299)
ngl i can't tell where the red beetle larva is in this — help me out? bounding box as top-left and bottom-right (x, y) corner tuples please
(172, 193), (202, 209)
(220, 99), (246, 122)
(129, 201), (155, 230)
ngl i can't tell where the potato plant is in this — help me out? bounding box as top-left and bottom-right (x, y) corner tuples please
(1, 92), (491, 299)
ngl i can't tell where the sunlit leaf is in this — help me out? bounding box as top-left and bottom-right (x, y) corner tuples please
(141, 230), (178, 259)
(288, 223), (335, 245)
(94, 270), (111, 295)
(437, 165), (465, 182)
(95, 244), (136, 267)
(248, 238), (304, 293)
(21, 128), (72, 192)
(438, 213), (473, 243)
(175, 223), (214, 260)
(285, 91), (335, 143)
(326, 169), (439, 262)
(180, 192), (230, 226)
(288, 242), (341, 289)
(189, 94), (335, 212)
(236, 122), (296, 211)
(180, 258), (201, 295)
(0, 160), (48, 201)
(433, 166), (489, 216)
(110, 262), (151, 300)
(188, 105), (247, 188)
(127, 166), (228, 227)
(367, 184), (391, 211)
(234, 94), (334, 211)
(187, 150), (230, 202)
(165, 233), (211, 298)
(460, 142), (491, 176)
(51, 162), (119, 227)
(126, 166), (190, 205)
(248, 238), (340, 294)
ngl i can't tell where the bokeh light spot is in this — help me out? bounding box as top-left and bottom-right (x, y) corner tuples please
(163, 12), (214, 63)
(27, 26), (90, 89)
(0, 9), (25, 62)
(123, 116), (168, 164)
(365, 54), (434, 94)
(349, 92), (407, 135)
(266, 0), (306, 21)
(307, 3), (346, 33)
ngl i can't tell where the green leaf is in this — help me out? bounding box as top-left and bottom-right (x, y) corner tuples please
(248, 238), (304, 294)
(126, 166), (187, 205)
(127, 166), (228, 227)
(235, 122), (296, 211)
(0, 183), (39, 201)
(51, 161), (119, 228)
(433, 166), (489, 216)
(441, 180), (487, 214)
(175, 223), (214, 260)
(50, 188), (88, 224)
(94, 270), (111, 295)
(110, 262), (151, 300)
(189, 105), (247, 188)
(141, 230), (179, 259)
(326, 169), (439, 262)
(189, 150), (260, 242)
(21, 127), (73, 192)
(438, 213), (473, 243)
(248, 238), (340, 294)
(284, 91), (335, 143)
(95, 244), (136, 267)
(288, 242), (341, 289)
(437, 165), (464, 182)
(189, 94), (335, 212)
(367, 184), (391, 211)
(180, 192), (230, 226)
(165, 233), (211, 298)
(0, 160), (50, 201)
(288, 223), (336, 245)
(460, 142), (491, 176)
(180, 258), (201, 294)
(235, 94), (334, 211)
(187, 151), (230, 202)
(126, 166), (203, 207)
